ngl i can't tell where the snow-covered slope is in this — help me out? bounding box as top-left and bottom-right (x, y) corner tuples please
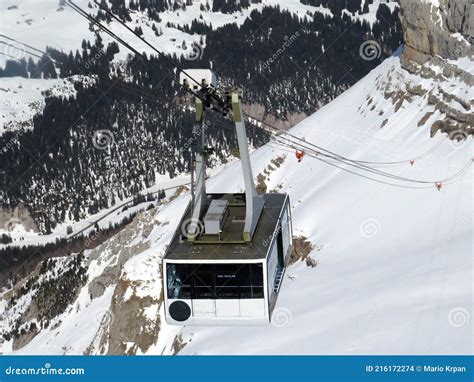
(1, 51), (472, 355)
(0, 0), (332, 67)
(0, 75), (94, 134)
(0, 0), (397, 66)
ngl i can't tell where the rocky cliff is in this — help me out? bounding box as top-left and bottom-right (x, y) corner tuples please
(399, 0), (473, 66)
(399, 0), (473, 137)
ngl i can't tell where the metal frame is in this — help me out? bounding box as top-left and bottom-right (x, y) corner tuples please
(189, 97), (209, 240)
(187, 82), (264, 243)
(230, 90), (264, 242)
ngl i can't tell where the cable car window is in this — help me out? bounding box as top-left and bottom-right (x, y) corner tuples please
(239, 264), (263, 298)
(251, 264), (264, 298)
(215, 265), (240, 299)
(167, 264), (193, 299)
(167, 263), (265, 300)
(193, 271), (215, 299)
(281, 207), (291, 257)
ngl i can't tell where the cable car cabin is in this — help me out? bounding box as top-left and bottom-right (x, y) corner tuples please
(163, 193), (293, 325)
(164, 77), (292, 325)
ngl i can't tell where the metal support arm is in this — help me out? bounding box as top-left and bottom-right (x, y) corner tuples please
(231, 91), (264, 242)
(189, 97), (208, 241)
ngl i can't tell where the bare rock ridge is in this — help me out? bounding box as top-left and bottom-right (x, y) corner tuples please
(399, 0), (473, 67)
(399, 0), (473, 137)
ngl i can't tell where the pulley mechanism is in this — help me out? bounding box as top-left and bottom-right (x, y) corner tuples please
(179, 69), (264, 243)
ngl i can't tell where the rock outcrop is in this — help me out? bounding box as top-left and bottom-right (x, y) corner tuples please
(399, 0), (473, 67)
(398, 0), (473, 137)
(0, 203), (39, 234)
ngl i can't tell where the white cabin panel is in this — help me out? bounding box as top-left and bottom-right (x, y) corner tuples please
(240, 299), (265, 317)
(192, 300), (216, 317)
(216, 299), (240, 317)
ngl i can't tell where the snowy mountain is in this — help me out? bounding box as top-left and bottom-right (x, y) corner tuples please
(1, 46), (472, 354)
(1, 0), (472, 355)
(0, 0), (402, 237)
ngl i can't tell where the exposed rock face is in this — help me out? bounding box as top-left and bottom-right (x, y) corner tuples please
(0, 203), (38, 233)
(84, 208), (164, 355)
(243, 103), (307, 131)
(399, 0), (473, 68)
(398, 0), (473, 137)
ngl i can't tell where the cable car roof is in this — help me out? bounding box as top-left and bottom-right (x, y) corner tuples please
(164, 193), (289, 262)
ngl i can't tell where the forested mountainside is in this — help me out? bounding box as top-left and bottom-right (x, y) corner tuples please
(1, 0), (471, 356)
(0, 0), (402, 233)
